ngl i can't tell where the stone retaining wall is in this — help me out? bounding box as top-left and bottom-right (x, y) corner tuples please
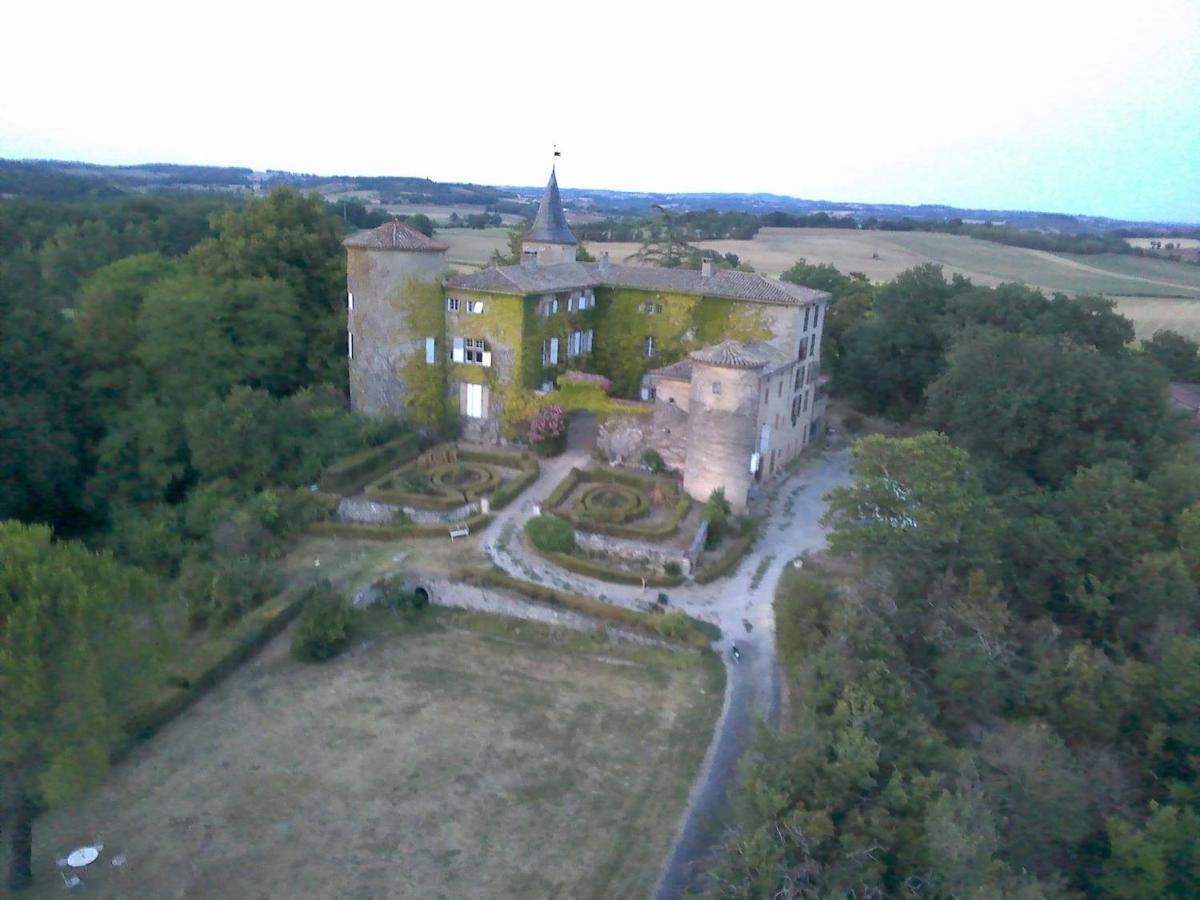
(336, 496), (478, 526)
(574, 531), (692, 576)
(356, 576), (676, 649)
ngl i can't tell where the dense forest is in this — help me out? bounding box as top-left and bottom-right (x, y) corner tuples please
(0, 187), (408, 887)
(710, 264), (1200, 896)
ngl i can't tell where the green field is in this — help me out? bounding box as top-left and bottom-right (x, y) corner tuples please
(24, 611), (721, 898)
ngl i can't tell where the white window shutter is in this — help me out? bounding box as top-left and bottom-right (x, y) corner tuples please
(425, 337), (435, 364)
(452, 336), (464, 363)
(475, 302), (484, 315)
(552, 298), (559, 314)
(481, 350), (492, 368)
(549, 337), (559, 364)
(585, 329), (594, 352)
(567, 297), (574, 312)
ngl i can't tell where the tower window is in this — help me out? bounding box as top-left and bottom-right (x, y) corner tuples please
(348, 291), (354, 311)
(348, 332), (353, 359)
(712, 381), (721, 396)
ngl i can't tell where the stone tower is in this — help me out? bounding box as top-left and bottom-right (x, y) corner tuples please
(521, 167), (577, 265)
(683, 343), (770, 512)
(344, 220), (448, 416)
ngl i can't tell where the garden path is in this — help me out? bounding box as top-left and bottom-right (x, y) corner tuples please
(474, 434), (853, 897)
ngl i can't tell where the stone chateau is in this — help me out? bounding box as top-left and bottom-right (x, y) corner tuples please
(345, 167), (830, 510)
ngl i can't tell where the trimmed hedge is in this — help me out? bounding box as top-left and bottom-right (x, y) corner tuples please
(695, 521), (761, 584)
(546, 467), (585, 507)
(364, 446), (539, 511)
(547, 466), (692, 540)
(319, 433), (423, 495)
(460, 447), (539, 510)
(490, 466), (538, 509)
(120, 582), (310, 750)
(577, 483), (649, 523)
(546, 551), (685, 588)
(306, 511), (492, 541)
(452, 569), (717, 648)
(525, 515), (576, 553)
(566, 494), (691, 540)
(364, 478), (469, 510)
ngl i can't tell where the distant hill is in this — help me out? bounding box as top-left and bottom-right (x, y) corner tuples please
(1, 157), (1194, 233)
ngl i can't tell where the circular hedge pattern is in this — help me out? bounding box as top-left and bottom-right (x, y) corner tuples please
(578, 483), (649, 522)
(427, 462), (497, 493)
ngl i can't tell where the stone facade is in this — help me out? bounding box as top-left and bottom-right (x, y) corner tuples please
(346, 227), (447, 417)
(345, 165), (830, 512)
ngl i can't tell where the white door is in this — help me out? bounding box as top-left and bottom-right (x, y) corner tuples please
(466, 383), (484, 418)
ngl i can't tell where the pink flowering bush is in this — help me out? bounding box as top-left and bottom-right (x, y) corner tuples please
(528, 404), (567, 455)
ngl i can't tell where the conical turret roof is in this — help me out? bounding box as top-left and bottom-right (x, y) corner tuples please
(525, 166), (577, 245)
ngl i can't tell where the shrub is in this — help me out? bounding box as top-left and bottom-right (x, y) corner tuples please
(180, 556), (279, 630)
(642, 448), (667, 474)
(525, 515), (576, 553)
(664, 560), (681, 577)
(704, 487), (731, 548)
(656, 609), (691, 640)
(292, 583), (355, 662)
(529, 404), (568, 456)
(843, 412), (864, 433)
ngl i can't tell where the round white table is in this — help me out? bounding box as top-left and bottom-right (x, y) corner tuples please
(66, 847), (99, 868)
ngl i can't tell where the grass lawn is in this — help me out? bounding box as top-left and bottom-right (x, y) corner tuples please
(21, 610), (722, 898)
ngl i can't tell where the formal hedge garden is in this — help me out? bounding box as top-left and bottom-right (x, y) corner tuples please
(343, 444), (537, 511)
(546, 466), (693, 541)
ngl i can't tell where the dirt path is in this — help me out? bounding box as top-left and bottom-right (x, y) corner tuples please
(651, 447), (852, 898)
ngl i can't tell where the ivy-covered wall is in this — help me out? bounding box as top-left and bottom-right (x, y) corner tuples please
(395, 279), (448, 431)
(376, 277), (795, 435)
(591, 287), (774, 397)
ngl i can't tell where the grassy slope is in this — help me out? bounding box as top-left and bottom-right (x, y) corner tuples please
(25, 610), (722, 899)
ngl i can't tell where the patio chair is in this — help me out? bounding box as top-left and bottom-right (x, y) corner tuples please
(111, 852), (128, 871)
(61, 871), (82, 889)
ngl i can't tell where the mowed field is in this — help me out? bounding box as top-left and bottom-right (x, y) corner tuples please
(24, 611), (722, 898)
(438, 226), (512, 268)
(585, 229), (1200, 341)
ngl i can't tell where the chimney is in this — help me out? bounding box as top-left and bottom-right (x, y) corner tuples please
(598, 250), (610, 274)
(701, 258), (715, 277)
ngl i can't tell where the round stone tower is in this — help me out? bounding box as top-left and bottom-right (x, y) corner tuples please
(344, 220), (448, 417)
(683, 342), (768, 512)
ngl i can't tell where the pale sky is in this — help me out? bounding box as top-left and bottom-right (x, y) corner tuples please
(3, 0), (1198, 222)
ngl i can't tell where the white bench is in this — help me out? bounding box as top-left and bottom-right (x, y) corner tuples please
(449, 525), (470, 541)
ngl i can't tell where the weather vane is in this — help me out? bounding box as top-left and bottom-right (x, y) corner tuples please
(553, 144), (561, 160)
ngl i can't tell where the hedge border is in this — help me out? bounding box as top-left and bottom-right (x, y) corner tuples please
(547, 467), (692, 540)
(362, 445), (539, 511)
(306, 511), (493, 541)
(452, 568), (717, 648)
(119, 582), (310, 752)
(694, 522), (761, 584)
(318, 433), (424, 495)
(545, 550), (686, 588)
